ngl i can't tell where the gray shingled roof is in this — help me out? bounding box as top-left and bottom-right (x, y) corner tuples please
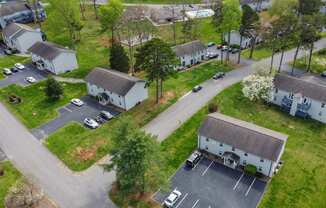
(28, 41), (75, 61)
(85, 68), (145, 96)
(172, 40), (206, 57)
(198, 113), (287, 162)
(0, 1), (30, 17)
(2, 22), (35, 38)
(274, 73), (326, 103)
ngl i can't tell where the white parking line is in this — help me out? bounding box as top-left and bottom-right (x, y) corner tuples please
(179, 91), (192, 100)
(202, 161), (214, 176)
(175, 193), (188, 208)
(191, 199), (200, 208)
(233, 172), (244, 190)
(245, 178), (256, 197)
(64, 106), (73, 112)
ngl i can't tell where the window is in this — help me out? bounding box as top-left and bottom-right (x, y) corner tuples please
(219, 143), (223, 147)
(275, 88), (278, 93)
(206, 138), (209, 142)
(322, 103), (325, 108)
(303, 98), (307, 103)
(258, 167), (262, 171)
(243, 160), (247, 165)
(232, 147), (235, 151)
(289, 93), (294, 99)
(205, 146), (208, 150)
(244, 153), (248, 156)
(260, 159), (264, 162)
(219, 151), (222, 155)
(319, 111), (323, 116)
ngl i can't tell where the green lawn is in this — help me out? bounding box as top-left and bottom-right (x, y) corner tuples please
(160, 83), (326, 208)
(43, 7), (110, 79)
(45, 61), (232, 171)
(241, 46), (273, 61)
(157, 18), (221, 46)
(295, 48), (326, 74)
(0, 82), (86, 129)
(0, 56), (31, 80)
(0, 161), (22, 208)
(123, 0), (200, 3)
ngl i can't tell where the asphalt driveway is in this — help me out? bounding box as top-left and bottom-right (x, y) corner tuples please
(31, 96), (121, 140)
(0, 63), (48, 88)
(153, 157), (266, 208)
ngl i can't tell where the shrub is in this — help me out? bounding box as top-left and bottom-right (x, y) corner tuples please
(8, 94), (22, 104)
(208, 102), (218, 113)
(44, 77), (63, 100)
(244, 164), (257, 175)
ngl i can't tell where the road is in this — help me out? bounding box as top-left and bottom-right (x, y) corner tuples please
(144, 38), (326, 141)
(0, 102), (117, 208)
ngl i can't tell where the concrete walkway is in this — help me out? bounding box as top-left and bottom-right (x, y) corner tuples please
(144, 38), (326, 141)
(53, 76), (85, 84)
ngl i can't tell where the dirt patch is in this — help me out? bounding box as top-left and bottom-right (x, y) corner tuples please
(159, 91), (176, 104)
(98, 36), (113, 48)
(74, 139), (108, 161)
(33, 197), (58, 208)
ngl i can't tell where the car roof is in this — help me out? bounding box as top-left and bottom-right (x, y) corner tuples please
(167, 192), (178, 201)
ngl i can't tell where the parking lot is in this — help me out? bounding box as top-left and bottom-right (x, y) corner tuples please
(0, 63), (48, 88)
(153, 157), (266, 208)
(31, 96), (121, 140)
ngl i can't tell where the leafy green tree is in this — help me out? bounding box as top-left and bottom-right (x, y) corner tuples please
(103, 117), (168, 197)
(44, 77), (63, 100)
(262, 24), (281, 73)
(135, 38), (177, 103)
(220, 0), (242, 62)
(270, 0), (298, 16)
(211, 0), (224, 63)
(109, 42), (130, 73)
(298, 0), (322, 15)
(99, 0), (123, 41)
(181, 19), (199, 43)
(47, 0), (83, 46)
(238, 5), (259, 63)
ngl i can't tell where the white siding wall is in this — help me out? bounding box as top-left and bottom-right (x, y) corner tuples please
(87, 83), (126, 110)
(198, 135), (277, 177)
(15, 31), (43, 53)
(178, 49), (207, 67)
(272, 88), (326, 123)
(124, 82), (148, 110)
(52, 52), (78, 74)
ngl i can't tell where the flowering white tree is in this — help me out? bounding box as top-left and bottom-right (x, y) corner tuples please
(242, 74), (274, 102)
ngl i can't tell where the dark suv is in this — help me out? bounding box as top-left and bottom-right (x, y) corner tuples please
(186, 150), (202, 168)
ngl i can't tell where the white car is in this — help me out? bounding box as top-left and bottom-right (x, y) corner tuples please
(3, 68), (12, 75)
(15, 63), (25, 70)
(71, 98), (84, 107)
(164, 189), (182, 208)
(84, 118), (99, 129)
(100, 111), (114, 120)
(25, 77), (36, 83)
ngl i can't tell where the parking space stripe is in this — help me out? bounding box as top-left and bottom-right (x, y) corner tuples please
(245, 177), (256, 197)
(202, 161), (214, 176)
(233, 172), (244, 190)
(63, 106), (73, 113)
(175, 193), (188, 208)
(191, 199), (200, 208)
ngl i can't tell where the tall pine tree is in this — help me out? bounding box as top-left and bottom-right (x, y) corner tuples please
(109, 42), (130, 73)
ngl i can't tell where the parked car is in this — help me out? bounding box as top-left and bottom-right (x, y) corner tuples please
(186, 150), (202, 168)
(84, 118), (99, 129)
(99, 111), (114, 120)
(3, 68), (12, 75)
(212, 72), (225, 80)
(71, 98), (84, 107)
(207, 42), (216, 47)
(207, 52), (219, 59)
(95, 115), (106, 124)
(231, 48), (240, 54)
(15, 63), (25, 70)
(321, 71), (326, 78)
(10, 67), (19, 73)
(221, 45), (228, 51)
(4, 49), (12, 55)
(163, 189), (182, 208)
(216, 44), (223, 49)
(25, 76), (36, 83)
(192, 85), (202, 92)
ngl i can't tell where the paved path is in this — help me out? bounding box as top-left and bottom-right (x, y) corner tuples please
(53, 76), (85, 84)
(0, 102), (117, 208)
(144, 38), (326, 141)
